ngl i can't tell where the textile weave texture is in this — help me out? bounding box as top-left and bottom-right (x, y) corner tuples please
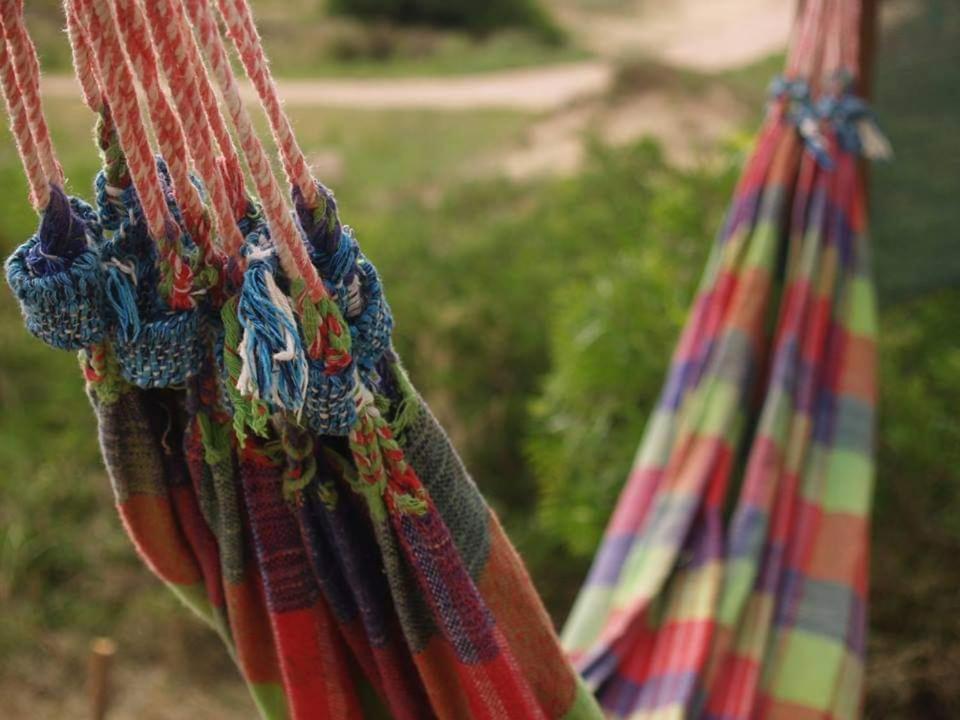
(561, 109), (877, 719)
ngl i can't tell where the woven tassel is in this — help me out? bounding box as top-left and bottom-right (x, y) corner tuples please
(103, 257), (140, 343)
(236, 252), (308, 415)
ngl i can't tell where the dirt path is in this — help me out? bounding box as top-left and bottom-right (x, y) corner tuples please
(41, 61), (615, 112)
(40, 2), (792, 112)
(39, 1), (792, 178)
(553, 0), (792, 71)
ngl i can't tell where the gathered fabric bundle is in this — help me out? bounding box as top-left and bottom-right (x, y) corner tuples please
(561, 0), (886, 718)
(1, 0), (603, 718)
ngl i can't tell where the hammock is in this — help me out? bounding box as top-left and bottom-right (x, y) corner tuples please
(2, 1), (599, 718)
(562, 1), (886, 718)
(0, 0), (883, 718)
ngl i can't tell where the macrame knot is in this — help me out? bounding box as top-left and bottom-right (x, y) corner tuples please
(348, 405), (428, 516)
(219, 294), (271, 440)
(103, 256), (141, 343)
(94, 170), (131, 232)
(27, 183), (94, 274)
(161, 218), (196, 312)
(293, 182), (350, 277)
(95, 103), (129, 193)
(280, 423), (317, 504)
(816, 88), (892, 160)
(769, 76), (834, 168)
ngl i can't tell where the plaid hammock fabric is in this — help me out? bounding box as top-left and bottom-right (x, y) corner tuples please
(561, 0), (882, 718)
(1, 0), (603, 718)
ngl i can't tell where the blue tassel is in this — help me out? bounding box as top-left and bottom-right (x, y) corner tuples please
(104, 258), (141, 343)
(236, 254), (308, 415)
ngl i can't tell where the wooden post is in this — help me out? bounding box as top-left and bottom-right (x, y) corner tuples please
(88, 637), (117, 720)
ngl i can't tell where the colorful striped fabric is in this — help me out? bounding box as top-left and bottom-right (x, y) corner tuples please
(561, 1), (880, 717)
(74, 100), (602, 720)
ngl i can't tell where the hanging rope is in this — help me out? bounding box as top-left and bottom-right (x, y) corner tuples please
(113, 0), (212, 255)
(162, 0), (247, 218)
(0, 1), (63, 193)
(70, 0), (194, 310)
(138, 0), (249, 261)
(181, 0), (324, 300)
(0, 31), (48, 210)
(216, 0), (319, 209)
(0, 4), (93, 272)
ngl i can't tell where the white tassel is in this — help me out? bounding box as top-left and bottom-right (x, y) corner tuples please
(857, 119), (893, 161)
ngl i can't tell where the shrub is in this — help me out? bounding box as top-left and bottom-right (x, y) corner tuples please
(327, 0), (564, 42)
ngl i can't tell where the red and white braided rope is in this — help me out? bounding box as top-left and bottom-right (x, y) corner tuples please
(216, 0), (318, 208)
(0, 1), (63, 191)
(182, 0), (327, 302)
(139, 0), (248, 260)
(65, 1), (104, 114)
(0, 32), (48, 209)
(72, 0), (194, 309)
(114, 0), (210, 247)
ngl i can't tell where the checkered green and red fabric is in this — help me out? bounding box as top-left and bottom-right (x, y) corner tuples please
(561, 9), (879, 718)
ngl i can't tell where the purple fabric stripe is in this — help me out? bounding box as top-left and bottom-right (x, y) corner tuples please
(661, 358), (699, 411)
(757, 540), (785, 594)
(397, 510), (499, 665)
(791, 188), (859, 268)
(580, 648), (623, 689)
(643, 494), (702, 550)
(601, 670), (700, 715)
(684, 511), (726, 568)
(775, 572), (867, 655)
(587, 533), (637, 586)
(661, 330), (758, 412)
(726, 506), (769, 561)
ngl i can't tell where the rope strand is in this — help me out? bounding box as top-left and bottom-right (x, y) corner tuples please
(115, 0), (234, 271)
(141, 0), (247, 219)
(0, 34), (48, 209)
(71, 0), (194, 309)
(0, 1), (64, 189)
(171, 0), (246, 213)
(140, 0), (247, 261)
(181, 0), (326, 301)
(115, 0), (208, 241)
(216, 0), (318, 208)
(64, 0), (104, 113)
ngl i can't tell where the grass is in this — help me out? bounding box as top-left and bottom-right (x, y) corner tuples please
(24, 0), (587, 80)
(612, 52), (785, 113)
(870, 0), (960, 302)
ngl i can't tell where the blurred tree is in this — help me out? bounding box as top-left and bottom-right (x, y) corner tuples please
(328, 0), (563, 42)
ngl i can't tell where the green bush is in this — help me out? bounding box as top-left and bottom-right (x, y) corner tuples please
(327, 0), (563, 41)
(354, 140), (737, 613)
(520, 148), (738, 558)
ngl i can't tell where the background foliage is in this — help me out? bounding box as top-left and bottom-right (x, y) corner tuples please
(328, 0), (562, 41)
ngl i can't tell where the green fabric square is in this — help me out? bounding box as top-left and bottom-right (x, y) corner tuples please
(700, 379), (740, 440)
(562, 586), (614, 652)
(718, 558), (757, 625)
(745, 220), (779, 271)
(847, 278), (878, 337)
(635, 409), (676, 470)
(823, 449), (874, 514)
(770, 629), (845, 710)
